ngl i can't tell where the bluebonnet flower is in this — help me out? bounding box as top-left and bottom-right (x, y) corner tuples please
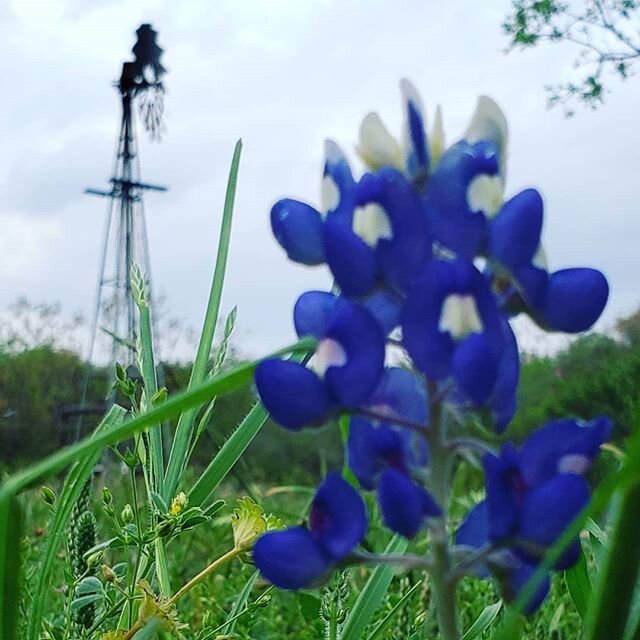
(255, 291), (385, 430)
(456, 416), (612, 612)
(488, 188), (609, 333)
(253, 472), (367, 589)
(402, 258), (505, 405)
(347, 368), (441, 537)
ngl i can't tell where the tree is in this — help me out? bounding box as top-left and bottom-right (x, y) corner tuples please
(503, 0), (640, 115)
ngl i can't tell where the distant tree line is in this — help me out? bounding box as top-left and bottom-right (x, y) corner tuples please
(2, 299), (639, 480)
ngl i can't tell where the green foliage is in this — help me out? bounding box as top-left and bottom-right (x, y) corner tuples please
(502, 0), (640, 115)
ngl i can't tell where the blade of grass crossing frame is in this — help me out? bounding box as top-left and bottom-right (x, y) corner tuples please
(164, 140), (242, 501)
(0, 338), (313, 502)
(340, 535), (408, 640)
(0, 493), (22, 640)
(27, 406), (127, 640)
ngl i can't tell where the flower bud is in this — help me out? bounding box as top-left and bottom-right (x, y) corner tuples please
(155, 519), (175, 538)
(121, 504), (134, 524)
(101, 563), (118, 583)
(87, 550), (104, 569)
(102, 486), (113, 506)
(41, 486), (56, 507)
(170, 492), (188, 516)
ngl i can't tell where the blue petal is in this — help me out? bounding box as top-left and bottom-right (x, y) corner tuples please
(489, 189), (543, 271)
(514, 263), (549, 310)
(499, 561), (551, 615)
(324, 140), (356, 222)
(490, 319), (520, 432)
(310, 472), (368, 560)
(378, 468), (440, 538)
(539, 268), (609, 333)
(253, 527), (331, 590)
(348, 418), (419, 490)
(452, 333), (500, 406)
(366, 367), (429, 426)
(347, 418), (384, 490)
(294, 291), (338, 339)
(426, 140), (499, 258)
(456, 501), (489, 549)
(363, 290), (402, 336)
(402, 259), (503, 380)
(518, 474), (589, 565)
(519, 417), (613, 487)
(455, 502), (490, 577)
(271, 199), (325, 265)
(357, 169), (431, 293)
(255, 360), (332, 430)
(483, 446), (521, 543)
(324, 217), (377, 297)
(324, 300), (385, 406)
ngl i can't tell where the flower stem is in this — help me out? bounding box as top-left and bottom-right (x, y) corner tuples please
(426, 392), (460, 640)
(167, 546), (242, 606)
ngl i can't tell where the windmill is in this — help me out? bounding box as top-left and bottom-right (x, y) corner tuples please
(68, 24), (168, 429)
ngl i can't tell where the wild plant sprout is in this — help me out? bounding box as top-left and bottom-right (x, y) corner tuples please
(252, 80), (611, 638)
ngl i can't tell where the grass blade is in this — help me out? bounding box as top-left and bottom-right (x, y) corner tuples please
(564, 542), (592, 619)
(189, 401), (268, 507)
(27, 406), (127, 640)
(164, 140), (242, 501)
(0, 337), (313, 501)
(584, 483), (640, 640)
(365, 579), (422, 640)
(340, 535), (408, 640)
(0, 494), (22, 640)
(462, 601), (502, 640)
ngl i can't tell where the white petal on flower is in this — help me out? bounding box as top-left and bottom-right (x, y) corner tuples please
(321, 175), (341, 215)
(308, 338), (347, 378)
(353, 203), (393, 247)
(429, 105), (445, 169)
(439, 294), (484, 339)
(356, 112), (404, 171)
(467, 174), (504, 218)
(464, 96), (509, 175)
(558, 454), (590, 475)
(532, 244), (548, 271)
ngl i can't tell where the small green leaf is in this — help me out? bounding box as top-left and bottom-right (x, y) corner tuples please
(565, 545), (592, 619)
(76, 576), (103, 596)
(462, 601), (502, 639)
(71, 593), (103, 611)
(0, 494), (22, 640)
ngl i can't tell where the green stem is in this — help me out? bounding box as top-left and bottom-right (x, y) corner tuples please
(167, 546), (242, 606)
(427, 395), (460, 640)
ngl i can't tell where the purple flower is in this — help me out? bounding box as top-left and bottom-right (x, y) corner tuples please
(253, 473), (367, 589)
(255, 291), (385, 430)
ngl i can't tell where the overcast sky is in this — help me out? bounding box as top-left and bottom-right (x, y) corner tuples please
(0, 0), (638, 360)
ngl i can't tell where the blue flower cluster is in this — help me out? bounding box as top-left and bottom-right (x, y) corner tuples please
(252, 80), (611, 613)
